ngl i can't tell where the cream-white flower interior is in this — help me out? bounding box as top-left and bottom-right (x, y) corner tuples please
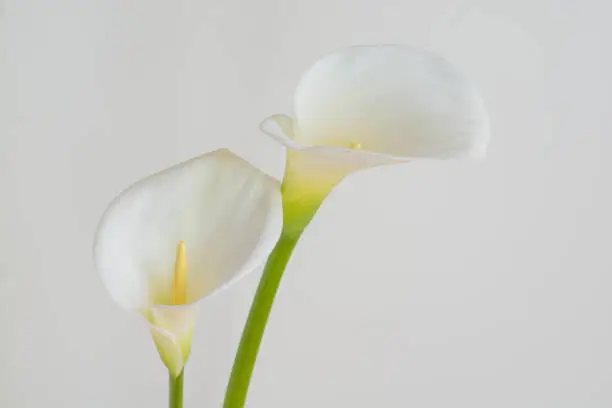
(93, 149), (283, 376)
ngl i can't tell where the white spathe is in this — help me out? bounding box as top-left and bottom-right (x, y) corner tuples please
(262, 45), (489, 234)
(262, 44), (489, 171)
(93, 149), (283, 376)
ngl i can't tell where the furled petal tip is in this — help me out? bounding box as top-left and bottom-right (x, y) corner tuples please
(93, 149), (283, 374)
(262, 44), (489, 173)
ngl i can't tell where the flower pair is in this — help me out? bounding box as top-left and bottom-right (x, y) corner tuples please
(93, 45), (489, 381)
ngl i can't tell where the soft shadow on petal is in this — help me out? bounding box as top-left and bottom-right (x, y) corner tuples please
(93, 149), (283, 310)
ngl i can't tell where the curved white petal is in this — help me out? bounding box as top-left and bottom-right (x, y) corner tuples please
(291, 44), (489, 159)
(93, 149), (283, 310)
(150, 325), (184, 378)
(150, 304), (197, 349)
(146, 303), (199, 377)
(261, 114), (408, 180)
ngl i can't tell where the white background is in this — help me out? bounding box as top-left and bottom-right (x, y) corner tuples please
(1, 0), (611, 407)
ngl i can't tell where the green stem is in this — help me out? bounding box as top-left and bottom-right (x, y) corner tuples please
(223, 230), (301, 408)
(169, 370), (184, 408)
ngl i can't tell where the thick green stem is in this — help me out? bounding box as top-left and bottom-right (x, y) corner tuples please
(169, 370), (184, 408)
(223, 230), (301, 408)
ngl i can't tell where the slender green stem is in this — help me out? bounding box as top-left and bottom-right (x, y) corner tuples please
(223, 230), (301, 408)
(169, 370), (184, 408)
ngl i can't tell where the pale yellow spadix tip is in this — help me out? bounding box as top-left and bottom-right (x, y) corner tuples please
(172, 241), (187, 305)
(351, 142), (362, 150)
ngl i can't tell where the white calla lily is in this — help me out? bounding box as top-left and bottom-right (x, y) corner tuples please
(261, 45), (489, 233)
(93, 149), (283, 378)
(223, 46), (490, 408)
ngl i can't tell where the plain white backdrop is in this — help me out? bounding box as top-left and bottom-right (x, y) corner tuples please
(1, 0), (611, 407)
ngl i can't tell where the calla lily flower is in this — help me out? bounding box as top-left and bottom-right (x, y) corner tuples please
(261, 44), (489, 233)
(223, 45), (489, 408)
(93, 149), (283, 379)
